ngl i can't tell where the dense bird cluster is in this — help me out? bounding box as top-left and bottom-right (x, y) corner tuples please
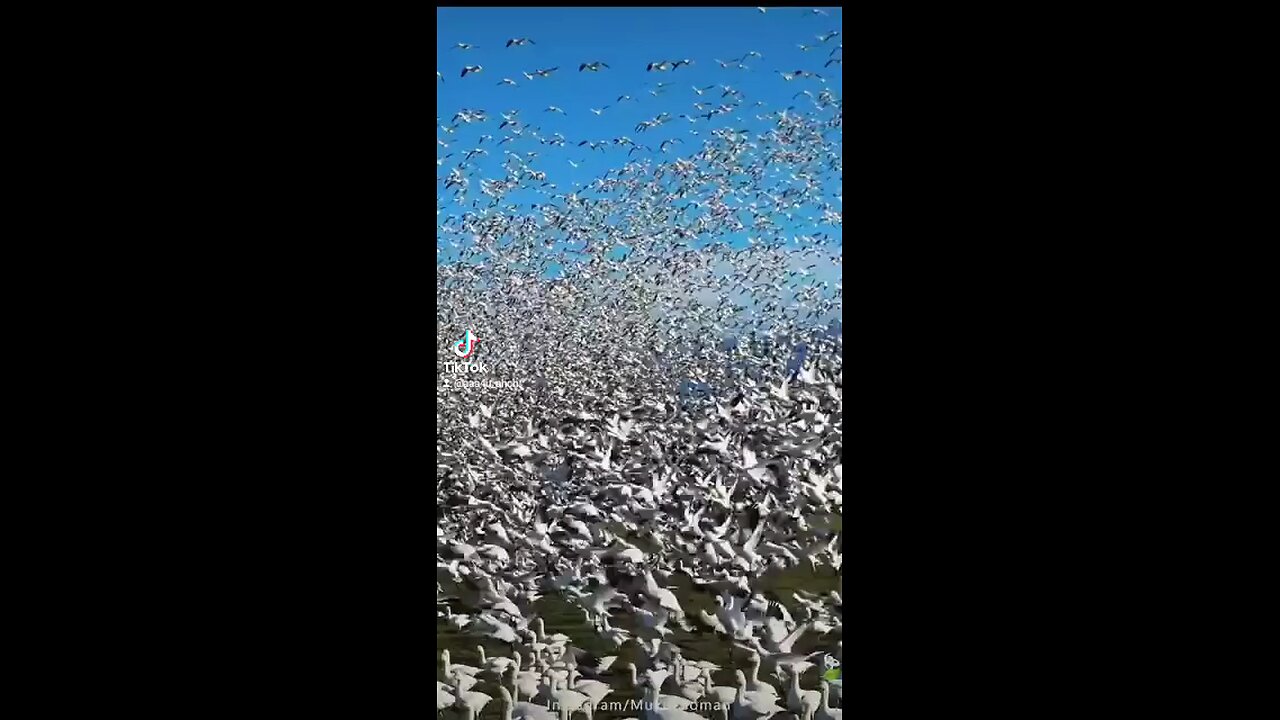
(438, 8), (842, 720)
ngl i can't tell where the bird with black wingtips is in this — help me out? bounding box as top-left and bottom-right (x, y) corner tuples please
(579, 62), (610, 72)
(460, 65), (483, 78)
(647, 61), (672, 72)
(506, 37), (535, 47)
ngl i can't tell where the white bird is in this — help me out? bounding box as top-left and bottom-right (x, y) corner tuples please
(454, 683), (493, 720)
(731, 669), (785, 720)
(785, 668), (821, 716)
(442, 649), (482, 678)
(438, 682), (457, 712)
(816, 681), (841, 720)
(500, 686), (555, 720)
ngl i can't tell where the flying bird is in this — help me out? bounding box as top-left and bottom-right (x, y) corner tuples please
(453, 42), (477, 50)
(531, 67), (559, 77)
(460, 65), (483, 78)
(818, 31), (840, 43)
(436, 71), (445, 83)
(545, 106), (566, 114)
(646, 61), (672, 72)
(579, 62), (610, 72)
(497, 78), (518, 86)
(506, 38), (535, 47)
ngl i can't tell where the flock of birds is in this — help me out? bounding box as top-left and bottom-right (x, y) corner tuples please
(438, 8), (842, 720)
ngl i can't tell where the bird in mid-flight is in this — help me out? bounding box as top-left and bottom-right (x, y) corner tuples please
(579, 62), (610, 72)
(460, 65), (483, 78)
(506, 38), (535, 47)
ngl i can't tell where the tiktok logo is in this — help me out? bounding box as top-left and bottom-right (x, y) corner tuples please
(453, 329), (478, 359)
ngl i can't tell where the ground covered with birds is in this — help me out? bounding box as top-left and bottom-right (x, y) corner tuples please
(438, 7), (843, 720)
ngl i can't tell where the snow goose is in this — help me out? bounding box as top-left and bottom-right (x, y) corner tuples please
(816, 681), (841, 720)
(731, 669), (785, 720)
(567, 667), (612, 708)
(534, 617), (571, 645)
(480, 645), (517, 675)
(547, 679), (593, 720)
(510, 660), (543, 703)
(442, 649), (482, 678)
(742, 653), (778, 697)
(702, 674), (737, 719)
(454, 685), (493, 720)
(784, 668), (820, 717)
(500, 686), (555, 720)
(438, 682), (456, 712)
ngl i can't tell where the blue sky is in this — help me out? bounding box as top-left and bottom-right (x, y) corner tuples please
(436, 5), (843, 313)
(437, 6), (841, 206)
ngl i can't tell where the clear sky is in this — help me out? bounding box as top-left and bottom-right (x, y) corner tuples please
(436, 6), (842, 214)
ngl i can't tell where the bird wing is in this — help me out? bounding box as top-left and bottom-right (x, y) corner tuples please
(744, 518), (766, 554)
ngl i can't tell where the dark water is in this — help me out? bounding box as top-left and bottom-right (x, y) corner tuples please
(437, 561), (842, 720)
